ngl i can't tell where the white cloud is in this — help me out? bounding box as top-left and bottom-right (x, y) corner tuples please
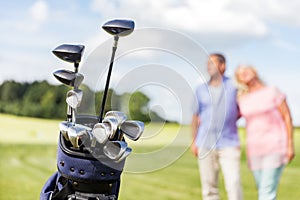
(25, 0), (49, 32)
(90, 0), (300, 49)
(225, 0), (300, 27)
(30, 0), (48, 23)
(91, 0), (269, 38)
(162, 0), (268, 37)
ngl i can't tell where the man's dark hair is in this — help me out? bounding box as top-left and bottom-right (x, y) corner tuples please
(210, 53), (226, 64)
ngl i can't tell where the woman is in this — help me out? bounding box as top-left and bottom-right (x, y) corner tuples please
(235, 65), (295, 200)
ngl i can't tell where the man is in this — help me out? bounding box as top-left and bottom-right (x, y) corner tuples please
(191, 53), (242, 200)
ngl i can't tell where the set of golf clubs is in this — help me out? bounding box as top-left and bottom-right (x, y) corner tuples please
(52, 19), (144, 162)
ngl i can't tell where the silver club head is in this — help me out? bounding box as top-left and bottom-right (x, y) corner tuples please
(66, 89), (83, 109)
(115, 147), (132, 163)
(102, 117), (119, 139)
(74, 73), (84, 89)
(120, 120), (144, 141)
(105, 111), (127, 125)
(59, 121), (71, 141)
(67, 124), (91, 148)
(103, 141), (128, 161)
(91, 123), (111, 146)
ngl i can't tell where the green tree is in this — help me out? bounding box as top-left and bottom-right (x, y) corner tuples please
(0, 80), (29, 115)
(0, 80), (28, 102)
(0, 80), (164, 122)
(128, 91), (151, 121)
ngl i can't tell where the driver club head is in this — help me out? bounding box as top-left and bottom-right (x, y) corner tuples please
(103, 141), (128, 161)
(102, 19), (135, 36)
(52, 44), (85, 63)
(53, 69), (84, 87)
(120, 120), (144, 141)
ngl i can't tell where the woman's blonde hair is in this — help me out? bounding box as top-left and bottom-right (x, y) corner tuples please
(234, 65), (263, 96)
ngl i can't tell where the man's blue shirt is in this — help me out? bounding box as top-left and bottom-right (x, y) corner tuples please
(193, 76), (240, 149)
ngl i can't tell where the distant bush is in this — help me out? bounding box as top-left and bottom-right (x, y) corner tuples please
(0, 80), (164, 122)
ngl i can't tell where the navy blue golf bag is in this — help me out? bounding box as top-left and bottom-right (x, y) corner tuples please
(40, 116), (126, 200)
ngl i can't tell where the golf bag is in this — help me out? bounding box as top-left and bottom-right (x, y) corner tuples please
(40, 116), (126, 200)
(41, 19), (139, 200)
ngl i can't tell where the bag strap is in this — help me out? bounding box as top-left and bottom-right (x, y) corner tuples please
(67, 191), (116, 200)
(51, 176), (119, 200)
(51, 176), (74, 200)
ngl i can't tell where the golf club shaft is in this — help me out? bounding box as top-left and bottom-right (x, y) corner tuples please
(72, 108), (76, 125)
(67, 105), (72, 122)
(74, 62), (79, 73)
(99, 35), (119, 122)
(71, 63), (79, 121)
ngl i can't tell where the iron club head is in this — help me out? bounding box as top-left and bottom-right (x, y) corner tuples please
(91, 123), (111, 145)
(105, 111), (127, 125)
(102, 117), (119, 139)
(59, 121), (71, 141)
(66, 89), (83, 109)
(103, 141), (128, 161)
(67, 124), (91, 148)
(120, 120), (144, 141)
(115, 147), (132, 163)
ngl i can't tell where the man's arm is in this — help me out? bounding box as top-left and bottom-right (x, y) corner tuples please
(191, 114), (200, 157)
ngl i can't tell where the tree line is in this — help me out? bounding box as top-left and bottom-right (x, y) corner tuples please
(0, 80), (164, 122)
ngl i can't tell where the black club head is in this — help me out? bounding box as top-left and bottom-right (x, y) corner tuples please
(52, 44), (85, 63)
(53, 69), (77, 86)
(102, 19), (135, 36)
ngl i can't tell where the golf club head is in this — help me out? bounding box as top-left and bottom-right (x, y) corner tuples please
(52, 44), (85, 63)
(53, 69), (76, 86)
(103, 141), (128, 161)
(66, 89), (83, 109)
(115, 147), (132, 163)
(53, 70), (84, 87)
(59, 121), (71, 141)
(102, 19), (135, 36)
(91, 123), (111, 145)
(102, 117), (119, 139)
(73, 73), (84, 89)
(105, 111), (127, 125)
(67, 124), (91, 148)
(120, 120), (144, 141)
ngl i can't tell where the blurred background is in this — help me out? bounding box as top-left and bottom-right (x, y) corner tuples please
(0, 1), (299, 199)
(1, 0), (300, 124)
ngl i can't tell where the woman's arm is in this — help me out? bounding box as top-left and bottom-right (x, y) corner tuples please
(278, 99), (295, 163)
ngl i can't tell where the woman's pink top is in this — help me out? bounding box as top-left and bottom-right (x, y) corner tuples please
(238, 86), (288, 170)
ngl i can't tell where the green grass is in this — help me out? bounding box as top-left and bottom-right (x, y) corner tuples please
(0, 113), (299, 199)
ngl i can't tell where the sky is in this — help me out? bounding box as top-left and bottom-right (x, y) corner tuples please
(1, 0), (300, 125)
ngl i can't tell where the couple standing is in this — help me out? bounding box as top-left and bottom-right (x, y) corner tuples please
(191, 53), (295, 200)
